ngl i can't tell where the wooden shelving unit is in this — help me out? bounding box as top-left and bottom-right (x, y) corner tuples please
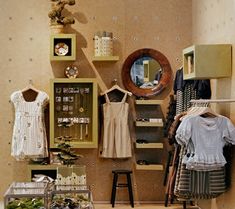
(134, 99), (164, 171)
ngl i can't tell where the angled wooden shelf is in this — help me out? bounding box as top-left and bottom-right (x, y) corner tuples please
(135, 121), (163, 127)
(135, 142), (163, 149)
(135, 100), (163, 105)
(135, 163), (163, 171)
(92, 56), (119, 61)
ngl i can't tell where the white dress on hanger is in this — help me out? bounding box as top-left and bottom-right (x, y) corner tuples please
(101, 92), (132, 158)
(10, 90), (49, 160)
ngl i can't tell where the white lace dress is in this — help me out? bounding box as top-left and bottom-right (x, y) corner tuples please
(10, 90), (49, 160)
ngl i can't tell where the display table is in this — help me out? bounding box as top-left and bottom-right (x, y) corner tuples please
(4, 182), (93, 209)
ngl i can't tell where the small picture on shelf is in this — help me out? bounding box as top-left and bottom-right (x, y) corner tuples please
(50, 34), (76, 61)
(54, 41), (70, 56)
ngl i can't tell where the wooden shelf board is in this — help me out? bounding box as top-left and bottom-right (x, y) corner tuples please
(135, 100), (163, 105)
(92, 56), (119, 61)
(135, 163), (163, 171)
(135, 121), (163, 127)
(135, 142), (163, 149)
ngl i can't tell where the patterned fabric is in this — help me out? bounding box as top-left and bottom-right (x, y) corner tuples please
(183, 83), (197, 112)
(164, 95), (176, 137)
(176, 83), (197, 115)
(176, 90), (184, 115)
(10, 90), (49, 160)
(174, 146), (227, 199)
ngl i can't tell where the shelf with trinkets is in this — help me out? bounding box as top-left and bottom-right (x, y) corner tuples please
(134, 99), (165, 171)
(50, 78), (98, 148)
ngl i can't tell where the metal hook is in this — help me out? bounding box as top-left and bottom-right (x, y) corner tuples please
(112, 79), (118, 85)
(28, 79), (33, 85)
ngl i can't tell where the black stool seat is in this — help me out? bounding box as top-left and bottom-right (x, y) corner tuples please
(112, 170), (132, 174)
(111, 169), (134, 208)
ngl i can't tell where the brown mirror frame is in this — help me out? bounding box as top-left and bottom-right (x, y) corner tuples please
(122, 48), (173, 97)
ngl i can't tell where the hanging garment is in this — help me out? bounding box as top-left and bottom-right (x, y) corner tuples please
(101, 92), (132, 158)
(10, 90), (49, 160)
(163, 95), (176, 137)
(176, 115), (235, 171)
(174, 146), (227, 199)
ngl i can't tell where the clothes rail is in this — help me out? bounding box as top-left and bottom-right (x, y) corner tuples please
(190, 99), (235, 104)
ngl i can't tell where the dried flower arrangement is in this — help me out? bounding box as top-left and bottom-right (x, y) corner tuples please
(48, 0), (76, 26)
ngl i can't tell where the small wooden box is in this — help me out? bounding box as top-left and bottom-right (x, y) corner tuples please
(50, 34), (76, 61)
(183, 44), (232, 80)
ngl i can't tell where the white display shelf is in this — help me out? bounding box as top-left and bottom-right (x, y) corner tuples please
(92, 56), (119, 61)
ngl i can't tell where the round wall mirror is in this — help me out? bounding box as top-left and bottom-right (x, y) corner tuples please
(122, 48), (172, 97)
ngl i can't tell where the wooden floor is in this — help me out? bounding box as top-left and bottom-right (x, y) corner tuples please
(94, 203), (200, 209)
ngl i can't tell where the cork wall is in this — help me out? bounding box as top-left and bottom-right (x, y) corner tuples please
(0, 0), (192, 201)
(192, 0), (235, 209)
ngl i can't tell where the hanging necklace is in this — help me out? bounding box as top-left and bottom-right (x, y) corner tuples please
(79, 88), (84, 113)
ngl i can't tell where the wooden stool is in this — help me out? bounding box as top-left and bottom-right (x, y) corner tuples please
(111, 170), (134, 207)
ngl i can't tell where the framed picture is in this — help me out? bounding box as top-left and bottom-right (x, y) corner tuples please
(50, 34), (76, 61)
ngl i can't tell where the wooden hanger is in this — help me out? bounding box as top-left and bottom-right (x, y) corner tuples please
(181, 106), (219, 120)
(101, 80), (132, 96)
(21, 80), (39, 93)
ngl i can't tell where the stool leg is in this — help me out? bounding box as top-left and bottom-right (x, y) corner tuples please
(127, 174), (134, 208)
(111, 173), (118, 207)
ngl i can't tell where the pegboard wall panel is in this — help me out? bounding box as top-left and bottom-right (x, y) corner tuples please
(192, 1), (235, 209)
(0, 0), (192, 201)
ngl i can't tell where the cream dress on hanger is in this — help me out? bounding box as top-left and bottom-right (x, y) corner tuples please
(10, 90), (49, 160)
(101, 92), (132, 158)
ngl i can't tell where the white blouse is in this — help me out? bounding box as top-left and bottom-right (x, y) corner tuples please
(176, 115), (235, 171)
(10, 90), (49, 160)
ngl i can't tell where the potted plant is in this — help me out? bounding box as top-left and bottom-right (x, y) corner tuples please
(48, 0), (76, 33)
